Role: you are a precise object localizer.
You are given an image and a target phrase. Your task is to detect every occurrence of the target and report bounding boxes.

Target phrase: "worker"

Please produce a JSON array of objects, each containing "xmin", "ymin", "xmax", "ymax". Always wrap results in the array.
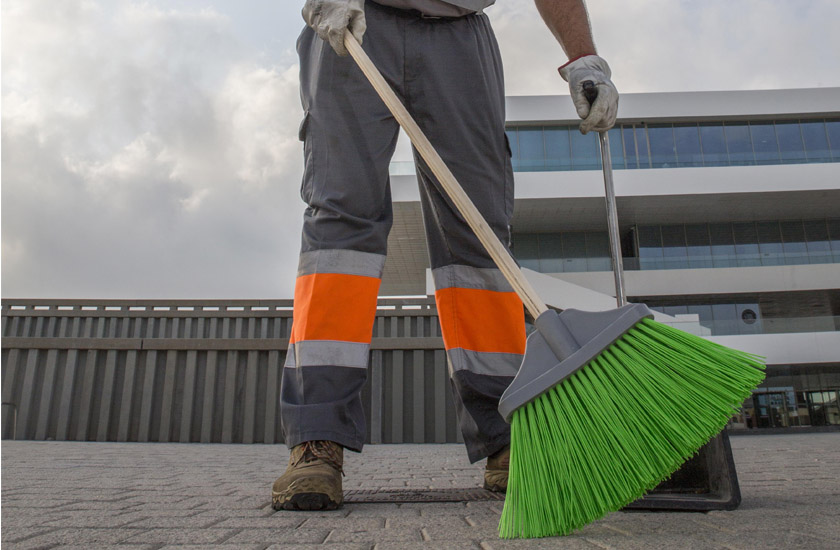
[{"xmin": 272, "ymin": 0, "xmax": 618, "ymax": 511}]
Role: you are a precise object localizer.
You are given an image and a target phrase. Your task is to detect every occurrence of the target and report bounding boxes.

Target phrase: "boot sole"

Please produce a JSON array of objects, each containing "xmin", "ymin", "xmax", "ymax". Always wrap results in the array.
[
  {"xmin": 271, "ymin": 470, "xmax": 343, "ymax": 512},
  {"xmin": 484, "ymin": 469, "xmax": 508, "ymax": 494},
  {"xmin": 273, "ymin": 492, "xmax": 342, "ymax": 511},
  {"xmin": 483, "ymin": 481, "xmax": 507, "ymax": 494}
]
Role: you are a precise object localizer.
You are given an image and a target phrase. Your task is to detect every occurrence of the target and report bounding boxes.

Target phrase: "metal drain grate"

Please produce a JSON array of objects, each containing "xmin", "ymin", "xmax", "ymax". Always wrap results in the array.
[{"xmin": 344, "ymin": 488, "xmax": 505, "ymax": 503}]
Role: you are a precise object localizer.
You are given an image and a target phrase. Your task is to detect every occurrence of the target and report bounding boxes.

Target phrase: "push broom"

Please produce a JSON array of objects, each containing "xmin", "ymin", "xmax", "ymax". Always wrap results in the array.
[{"xmin": 344, "ymin": 35, "xmax": 765, "ymax": 539}]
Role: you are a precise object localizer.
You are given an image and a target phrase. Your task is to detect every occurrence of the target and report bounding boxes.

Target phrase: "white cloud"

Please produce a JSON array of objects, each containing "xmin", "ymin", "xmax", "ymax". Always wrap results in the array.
[
  {"xmin": 216, "ymin": 64, "xmax": 303, "ymax": 190},
  {"xmin": 2, "ymin": 0, "xmax": 305, "ymax": 298}
]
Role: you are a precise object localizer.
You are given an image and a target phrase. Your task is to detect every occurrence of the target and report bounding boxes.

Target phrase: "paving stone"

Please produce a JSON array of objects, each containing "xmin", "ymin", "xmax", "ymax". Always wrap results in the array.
[
  {"xmin": 2, "ymin": 499, "xmax": 81, "ymax": 508},
  {"xmin": 51, "ymin": 501, "xmax": 139, "ymax": 511},
  {"xmin": 119, "ymin": 496, "xmax": 194, "ymax": 506},
  {"xmin": 1, "ymin": 527, "xmax": 57, "ymax": 543},
  {"xmin": 269, "ymin": 508, "xmax": 351, "ymax": 519},
  {"xmin": 3, "ymin": 528, "xmax": 137, "ymax": 549},
  {"xmin": 580, "ymin": 513, "xmax": 702, "ymax": 536},
  {"xmin": 578, "ymin": 533, "xmax": 802, "ymax": 550},
  {"xmin": 120, "ymin": 528, "xmax": 238, "ymax": 545},
  {"xmin": 386, "ymin": 515, "xmax": 498, "ymax": 538},
  {"xmin": 480, "ymin": 537, "xmax": 601, "ymax": 549},
  {"xmin": 344, "ymin": 504, "xmax": 421, "ymax": 518},
  {"xmin": 465, "ymin": 501, "xmax": 505, "ymax": 515},
  {"xmin": 41, "ymin": 515, "xmax": 146, "ymax": 528},
  {"xmin": 117, "ymin": 508, "xmax": 204, "ymax": 518},
  {"xmin": 403, "ymin": 502, "xmax": 469, "ymax": 515},
  {"xmin": 376, "ymin": 543, "xmax": 483, "ymax": 550},
  {"xmin": 222, "ymin": 527, "xmax": 331, "ymax": 545},
  {"xmin": 2, "ymin": 516, "xmax": 65, "ymax": 530},
  {"xmin": 192, "ymin": 507, "xmax": 276, "ymax": 519},
  {"xmin": 695, "ymin": 512, "xmax": 840, "ymax": 538},
  {"xmin": 264, "ymin": 545, "xmax": 370, "ymax": 550},
  {"xmin": 300, "ymin": 517, "xmax": 385, "ymax": 530},
  {"xmin": 210, "ymin": 516, "xmax": 304, "ymax": 529},
  {"xmin": 325, "ymin": 526, "xmax": 423, "ymax": 544},
  {"xmin": 120, "ymin": 515, "xmax": 233, "ymax": 529},
  {"xmin": 422, "ymin": 523, "xmax": 499, "ymax": 542},
  {"xmin": 188, "ymin": 498, "xmax": 267, "ymax": 510}
]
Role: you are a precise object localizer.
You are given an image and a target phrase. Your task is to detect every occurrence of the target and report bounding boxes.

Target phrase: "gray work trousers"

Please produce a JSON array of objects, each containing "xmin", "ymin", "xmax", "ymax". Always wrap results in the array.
[{"xmin": 281, "ymin": 1, "xmax": 526, "ymax": 463}]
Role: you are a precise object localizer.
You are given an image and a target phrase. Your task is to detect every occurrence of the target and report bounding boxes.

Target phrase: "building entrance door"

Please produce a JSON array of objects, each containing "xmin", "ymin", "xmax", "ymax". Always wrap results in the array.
[
  {"xmin": 806, "ymin": 391, "xmax": 840, "ymax": 426},
  {"xmin": 753, "ymin": 392, "xmax": 794, "ymax": 428}
]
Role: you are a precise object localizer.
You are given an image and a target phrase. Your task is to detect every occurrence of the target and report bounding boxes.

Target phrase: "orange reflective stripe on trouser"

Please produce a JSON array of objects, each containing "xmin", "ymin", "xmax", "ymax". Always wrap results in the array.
[
  {"xmin": 435, "ymin": 286, "xmax": 526, "ymax": 355},
  {"xmin": 291, "ymin": 273, "xmax": 381, "ymax": 344}
]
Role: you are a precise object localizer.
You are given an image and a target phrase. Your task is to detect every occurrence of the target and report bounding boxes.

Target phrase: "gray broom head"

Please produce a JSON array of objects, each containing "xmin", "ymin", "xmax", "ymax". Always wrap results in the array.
[{"xmin": 499, "ymin": 304, "xmax": 654, "ymax": 422}]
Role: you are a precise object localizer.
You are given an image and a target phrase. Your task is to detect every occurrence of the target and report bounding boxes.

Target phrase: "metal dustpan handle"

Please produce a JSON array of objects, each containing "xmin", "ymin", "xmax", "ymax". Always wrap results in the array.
[{"xmin": 344, "ymin": 34, "xmax": 550, "ymax": 320}]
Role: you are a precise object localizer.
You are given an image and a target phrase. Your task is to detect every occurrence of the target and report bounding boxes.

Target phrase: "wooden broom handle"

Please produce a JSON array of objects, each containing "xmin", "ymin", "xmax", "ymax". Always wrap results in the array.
[{"xmin": 344, "ymin": 35, "xmax": 548, "ymax": 319}]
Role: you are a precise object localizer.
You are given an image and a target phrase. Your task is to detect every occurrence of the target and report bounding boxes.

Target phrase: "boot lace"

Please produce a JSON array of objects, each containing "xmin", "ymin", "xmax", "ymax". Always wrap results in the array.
[{"xmin": 292, "ymin": 440, "xmax": 344, "ymax": 475}]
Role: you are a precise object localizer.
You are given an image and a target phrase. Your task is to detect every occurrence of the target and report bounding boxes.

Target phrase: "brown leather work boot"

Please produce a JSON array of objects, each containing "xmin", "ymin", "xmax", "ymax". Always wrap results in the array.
[
  {"xmin": 483, "ymin": 445, "xmax": 510, "ymax": 493},
  {"xmin": 272, "ymin": 440, "xmax": 344, "ymax": 511}
]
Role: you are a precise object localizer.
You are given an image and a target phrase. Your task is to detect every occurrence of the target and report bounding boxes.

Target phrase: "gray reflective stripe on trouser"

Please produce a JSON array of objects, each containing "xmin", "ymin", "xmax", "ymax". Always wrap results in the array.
[
  {"xmin": 446, "ymin": 347, "xmax": 521, "ymax": 378},
  {"xmin": 297, "ymin": 249, "xmax": 386, "ymax": 278},
  {"xmin": 431, "ymin": 265, "xmax": 514, "ymax": 292},
  {"xmin": 285, "ymin": 341, "xmax": 370, "ymax": 369}
]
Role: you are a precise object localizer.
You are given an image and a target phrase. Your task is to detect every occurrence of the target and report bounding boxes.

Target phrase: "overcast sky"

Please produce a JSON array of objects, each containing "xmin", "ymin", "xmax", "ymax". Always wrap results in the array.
[{"xmin": 3, "ymin": 0, "xmax": 840, "ymax": 300}]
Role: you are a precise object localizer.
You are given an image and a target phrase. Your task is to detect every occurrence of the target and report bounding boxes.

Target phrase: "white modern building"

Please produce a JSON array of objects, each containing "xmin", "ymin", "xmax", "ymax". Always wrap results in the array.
[{"xmin": 380, "ymin": 88, "xmax": 840, "ymax": 431}]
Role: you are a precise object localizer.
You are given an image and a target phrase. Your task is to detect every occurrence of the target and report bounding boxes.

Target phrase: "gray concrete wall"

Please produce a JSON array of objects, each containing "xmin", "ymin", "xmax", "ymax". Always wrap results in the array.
[{"xmin": 1, "ymin": 299, "xmax": 462, "ymax": 445}]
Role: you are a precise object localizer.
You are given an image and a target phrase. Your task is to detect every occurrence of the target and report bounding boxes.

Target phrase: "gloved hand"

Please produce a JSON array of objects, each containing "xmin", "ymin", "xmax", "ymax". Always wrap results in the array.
[
  {"xmin": 302, "ymin": 0, "xmax": 366, "ymax": 57},
  {"xmin": 558, "ymin": 55, "xmax": 618, "ymax": 134}
]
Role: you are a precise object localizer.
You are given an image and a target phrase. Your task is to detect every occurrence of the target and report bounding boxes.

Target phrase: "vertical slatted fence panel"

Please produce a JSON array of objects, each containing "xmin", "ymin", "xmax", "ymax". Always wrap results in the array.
[
  {"xmin": 35, "ymin": 349, "xmax": 58, "ymax": 440},
  {"xmin": 2, "ymin": 348, "xmax": 21, "ymax": 439},
  {"xmin": 55, "ymin": 350, "xmax": 78, "ymax": 441},
  {"xmin": 180, "ymin": 350, "xmax": 198, "ymax": 443},
  {"xmin": 1, "ymin": 299, "xmax": 462, "ymax": 444},
  {"xmin": 264, "ymin": 350, "xmax": 280, "ymax": 445},
  {"xmin": 201, "ymin": 350, "xmax": 218, "ymax": 443}
]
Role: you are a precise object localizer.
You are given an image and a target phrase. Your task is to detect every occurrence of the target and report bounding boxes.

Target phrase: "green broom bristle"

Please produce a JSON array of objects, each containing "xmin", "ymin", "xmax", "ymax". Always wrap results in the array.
[{"xmin": 499, "ymin": 318, "xmax": 765, "ymax": 539}]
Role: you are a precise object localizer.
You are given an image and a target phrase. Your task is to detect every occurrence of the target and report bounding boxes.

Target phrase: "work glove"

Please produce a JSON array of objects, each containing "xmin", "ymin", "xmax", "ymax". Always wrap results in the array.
[
  {"xmin": 558, "ymin": 55, "xmax": 618, "ymax": 134},
  {"xmin": 302, "ymin": 0, "xmax": 366, "ymax": 57}
]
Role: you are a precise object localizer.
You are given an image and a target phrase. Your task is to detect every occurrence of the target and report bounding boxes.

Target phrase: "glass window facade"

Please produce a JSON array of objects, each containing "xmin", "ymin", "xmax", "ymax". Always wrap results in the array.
[
  {"xmin": 513, "ymin": 219, "xmax": 840, "ymax": 280},
  {"xmin": 634, "ymin": 219, "xmax": 840, "ymax": 270},
  {"xmin": 673, "ymin": 123, "xmax": 703, "ymax": 167},
  {"xmin": 512, "ymin": 232, "xmax": 611, "ymax": 273},
  {"xmin": 514, "ymin": 219, "xmax": 840, "ymax": 275},
  {"xmin": 644, "ymin": 294, "xmax": 840, "ymax": 337},
  {"xmin": 544, "ymin": 127, "xmax": 571, "ymax": 171},
  {"xmin": 505, "ymin": 118, "xmax": 840, "ymax": 172},
  {"xmin": 750, "ymin": 122, "xmax": 780, "ymax": 164}
]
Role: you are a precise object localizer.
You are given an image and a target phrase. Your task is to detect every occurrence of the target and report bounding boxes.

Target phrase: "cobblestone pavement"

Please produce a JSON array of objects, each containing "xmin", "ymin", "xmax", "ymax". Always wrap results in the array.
[{"xmin": 2, "ymin": 434, "xmax": 839, "ymax": 549}]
